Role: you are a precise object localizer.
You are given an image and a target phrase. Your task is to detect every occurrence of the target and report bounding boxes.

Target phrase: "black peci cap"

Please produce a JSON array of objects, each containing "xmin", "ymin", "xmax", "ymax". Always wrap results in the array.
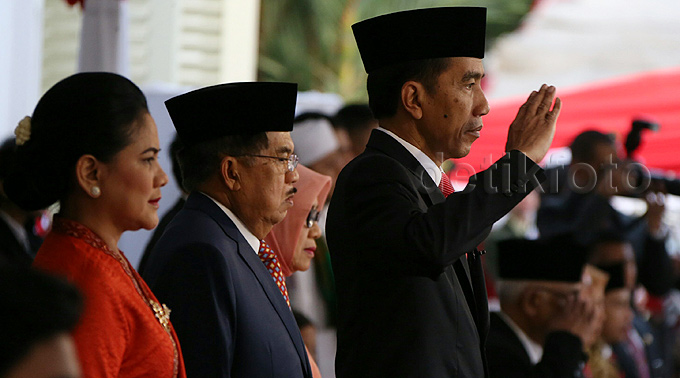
[
  {"xmin": 352, "ymin": 7, "xmax": 487, "ymax": 74},
  {"xmin": 498, "ymin": 236, "xmax": 588, "ymax": 283},
  {"xmin": 165, "ymin": 82, "xmax": 298, "ymax": 147}
]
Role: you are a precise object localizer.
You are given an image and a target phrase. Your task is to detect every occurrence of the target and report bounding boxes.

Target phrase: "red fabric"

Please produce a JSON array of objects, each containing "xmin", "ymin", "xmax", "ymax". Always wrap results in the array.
[
  {"xmin": 439, "ymin": 173, "xmax": 455, "ymax": 197},
  {"xmin": 64, "ymin": 0, "xmax": 85, "ymax": 9},
  {"xmin": 33, "ymin": 218, "xmax": 186, "ymax": 378},
  {"xmin": 450, "ymin": 67, "xmax": 680, "ymax": 180}
]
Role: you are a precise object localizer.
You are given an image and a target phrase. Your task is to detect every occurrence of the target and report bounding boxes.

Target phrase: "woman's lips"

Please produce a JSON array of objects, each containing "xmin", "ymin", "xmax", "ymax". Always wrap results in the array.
[
  {"xmin": 304, "ymin": 247, "xmax": 316, "ymax": 257},
  {"xmin": 149, "ymin": 197, "xmax": 161, "ymax": 208}
]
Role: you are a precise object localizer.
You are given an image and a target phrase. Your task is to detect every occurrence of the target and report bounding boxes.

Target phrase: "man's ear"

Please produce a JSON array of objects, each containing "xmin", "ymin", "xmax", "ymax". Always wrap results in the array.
[
  {"xmin": 521, "ymin": 289, "xmax": 542, "ymax": 318},
  {"xmin": 221, "ymin": 156, "xmax": 241, "ymax": 191},
  {"xmin": 75, "ymin": 155, "xmax": 101, "ymax": 198},
  {"xmin": 401, "ymin": 81, "xmax": 425, "ymax": 120}
]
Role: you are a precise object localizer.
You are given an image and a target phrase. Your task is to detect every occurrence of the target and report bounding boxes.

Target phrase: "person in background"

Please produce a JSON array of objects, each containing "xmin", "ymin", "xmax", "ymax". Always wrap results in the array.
[
  {"xmin": 0, "ymin": 138, "xmax": 45, "ymax": 267},
  {"xmin": 583, "ymin": 265, "xmax": 618, "ymax": 378},
  {"xmin": 290, "ymin": 111, "xmax": 349, "ymax": 330},
  {"xmin": 4, "ymin": 72, "xmax": 185, "ymax": 378},
  {"xmin": 488, "ymin": 237, "xmax": 593, "ymax": 378},
  {"xmin": 332, "ymin": 103, "xmax": 378, "ymax": 160},
  {"xmin": 0, "ymin": 265, "xmax": 83, "ymax": 378},
  {"xmin": 265, "ymin": 164, "xmax": 332, "ymax": 378},
  {"xmin": 590, "ymin": 234, "xmax": 667, "ymax": 378},
  {"xmin": 293, "ymin": 310, "xmax": 319, "ymax": 363},
  {"xmin": 142, "ymin": 82, "xmax": 312, "ymax": 378},
  {"xmin": 138, "ymin": 134, "xmax": 186, "ymax": 275},
  {"xmin": 291, "ymin": 112, "xmax": 349, "ymax": 202},
  {"xmin": 596, "ymin": 263, "xmax": 636, "ymax": 377},
  {"xmin": 327, "ymin": 6, "xmax": 560, "ymax": 377}
]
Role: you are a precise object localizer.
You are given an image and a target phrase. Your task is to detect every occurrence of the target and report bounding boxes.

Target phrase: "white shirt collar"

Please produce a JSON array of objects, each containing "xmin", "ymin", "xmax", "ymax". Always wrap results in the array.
[
  {"xmin": 201, "ymin": 192, "xmax": 261, "ymax": 255},
  {"xmin": 497, "ymin": 311, "xmax": 544, "ymax": 364},
  {"xmin": 377, "ymin": 127, "xmax": 442, "ymax": 186}
]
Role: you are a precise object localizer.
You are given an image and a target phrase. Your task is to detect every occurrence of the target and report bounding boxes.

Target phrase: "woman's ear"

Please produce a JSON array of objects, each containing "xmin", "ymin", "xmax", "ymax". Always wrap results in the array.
[
  {"xmin": 221, "ymin": 156, "xmax": 241, "ymax": 191},
  {"xmin": 401, "ymin": 81, "xmax": 425, "ymax": 120},
  {"xmin": 75, "ymin": 155, "xmax": 101, "ymax": 198}
]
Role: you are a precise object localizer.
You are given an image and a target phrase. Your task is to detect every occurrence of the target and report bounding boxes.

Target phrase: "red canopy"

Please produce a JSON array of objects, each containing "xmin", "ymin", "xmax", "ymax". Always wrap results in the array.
[{"xmin": 450, "ymin": 67, "xmax": 680, "ymax": 180}]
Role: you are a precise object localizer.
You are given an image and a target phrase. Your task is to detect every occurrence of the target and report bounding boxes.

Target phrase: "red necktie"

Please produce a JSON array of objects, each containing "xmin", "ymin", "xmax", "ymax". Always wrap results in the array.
[
  {"xmin": 439, "ymin": 172, "xmax": 455, "ymax": 198},
  {"xmin": 258, "ymin": 241, "xmax": 290, "ymax": 308}
]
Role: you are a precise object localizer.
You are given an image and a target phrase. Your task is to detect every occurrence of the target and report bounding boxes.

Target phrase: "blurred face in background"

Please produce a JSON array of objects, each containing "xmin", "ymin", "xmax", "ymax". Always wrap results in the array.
[
  {"xmin": 601, "ymin": 287, "xmax": 633, "ymax": 344},
  {"xmin": 580, "ymin": 265, "xmax": 608, "ymax": 348}
]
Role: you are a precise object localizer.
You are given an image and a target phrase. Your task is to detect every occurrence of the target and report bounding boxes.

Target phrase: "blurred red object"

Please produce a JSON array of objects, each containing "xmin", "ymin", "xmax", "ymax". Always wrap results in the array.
[{"xmin": 65, "ymin": 0, "xmax": 85, "ymax": 9}]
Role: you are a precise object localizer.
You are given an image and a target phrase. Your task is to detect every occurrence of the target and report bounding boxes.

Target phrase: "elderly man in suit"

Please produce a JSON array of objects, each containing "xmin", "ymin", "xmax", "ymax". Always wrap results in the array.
[
  {"xmin": 142, "ymin": 82, "xmax": 312, "ymax": 378},
  {"xmin": 326, "ymin": 7, "xmax": 561, "ymax": 378},
  {"xmin": 488, "ymin": 238, "xmax": 593, "ymax": 378}
]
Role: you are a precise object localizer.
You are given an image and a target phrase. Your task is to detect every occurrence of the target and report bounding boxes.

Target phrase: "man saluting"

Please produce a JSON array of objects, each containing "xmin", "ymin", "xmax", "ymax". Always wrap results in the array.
[{"xmin": 326, "ymin": 7, "xmax": 561, "ymax": 378}]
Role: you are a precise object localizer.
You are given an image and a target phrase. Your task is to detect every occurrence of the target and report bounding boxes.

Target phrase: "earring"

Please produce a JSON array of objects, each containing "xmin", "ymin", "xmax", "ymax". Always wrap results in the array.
[{"xmin": 90, "ymin": 186, "xmax": 101, "ymax": 197}]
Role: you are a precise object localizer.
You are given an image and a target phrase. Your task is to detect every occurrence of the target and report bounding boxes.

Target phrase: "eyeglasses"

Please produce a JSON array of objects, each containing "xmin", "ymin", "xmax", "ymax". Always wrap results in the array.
[
  {"xmin": 244, "ymin": 154, "xmax": 299, "ymax": 172},
  {"xmin": 306, "ymin": 207, "xmax": 320, "ymax": 228}
]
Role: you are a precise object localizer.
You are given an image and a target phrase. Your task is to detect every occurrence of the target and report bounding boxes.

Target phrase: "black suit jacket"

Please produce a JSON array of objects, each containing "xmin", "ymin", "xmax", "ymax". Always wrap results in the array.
[
  {"xmin": 487, "ymin": 312, "xmax": 586, "ymax": 378},
  {"xmin": 611, "ymin": 313, "xmax": 666, "ymax": 378},
  {"xmin": 0, "ymin": 215, "xmax": 40, "ymax": 267},
  {"xmin": 137, "ymin": 197, "xmax": 185, "ymax": 275},
  {"xmin": 142, "ymin": 193, "xmax": 312, "ymax": 378},
  {"xmin": 326, "ymin": 130, "xmax": 546, "ymax": 378}
]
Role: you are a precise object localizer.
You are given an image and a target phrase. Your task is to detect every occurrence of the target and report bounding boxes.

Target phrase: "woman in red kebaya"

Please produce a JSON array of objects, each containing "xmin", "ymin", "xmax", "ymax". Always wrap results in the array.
[{"xmin": 5, "ymin": 72, "xmax": 186, "ymax": 378}]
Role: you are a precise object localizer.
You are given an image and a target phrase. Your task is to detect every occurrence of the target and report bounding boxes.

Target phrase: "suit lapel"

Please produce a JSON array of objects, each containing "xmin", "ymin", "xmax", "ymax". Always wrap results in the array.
[
  {"xmin": 366, "ymin": 130, "xmax": 480, "ymax": 328},
  {"xmin": 187, "ymin": 193, "xmax": 311, "ymax": 377}
]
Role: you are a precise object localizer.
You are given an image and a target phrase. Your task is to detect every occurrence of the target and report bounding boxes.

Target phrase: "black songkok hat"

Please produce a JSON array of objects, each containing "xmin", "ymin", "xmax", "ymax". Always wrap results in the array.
[
  {"xmin": 596, "ymin": 263, "xmax": 627, "ymax": 292},
  {"xmin": 498, "ymin": 237, "xmax": 588, "ymax": 283},
  {"xmin": 352, "ymin": 7, "xmax": 487, "ymax": 74},
  {"xmin": 165, "ymin": 82, "xmax": 298, "ymax": 147}
]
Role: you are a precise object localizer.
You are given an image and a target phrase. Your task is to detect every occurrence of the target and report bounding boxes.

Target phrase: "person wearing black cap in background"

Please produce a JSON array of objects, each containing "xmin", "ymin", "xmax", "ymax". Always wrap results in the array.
[
  {"xmin": 488, "ymin": 238, "xmax": 593, "ymax": 378},
  {"xmin": 142, "ymin": 82, "xmax": 313, "ymax": 378},
  {"xmin": 326, "ymin": 6, "xmax": 561, "ymax": 378}
]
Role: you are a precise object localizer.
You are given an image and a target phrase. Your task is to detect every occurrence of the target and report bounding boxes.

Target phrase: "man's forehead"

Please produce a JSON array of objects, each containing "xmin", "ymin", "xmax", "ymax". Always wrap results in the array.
[{"xmin": 265, "ymin": 131, "xmax": 294, "ymax": 153}]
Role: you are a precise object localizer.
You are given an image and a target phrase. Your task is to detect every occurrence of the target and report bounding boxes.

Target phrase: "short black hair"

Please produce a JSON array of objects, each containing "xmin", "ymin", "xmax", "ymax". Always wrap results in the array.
[
  {"xmin": 168, "ymin": 135, "xmax": 185, "ymax": 193},
  {"xmin": 178, "ymin": 133, "xmax": 268, "ymax": 192},
  {"xmin": 292, "ymin": 309, "xmax": 314, "ymax": 329},
  {"xmin": 366, "ymin": 58, "xmax": 451, "ymax": 119},
  {"xmin": 569, "ymin": 130, "xmax": 616, "ymax": 164},
  {"xmin": 0, "ymin": 266, "xmax": 83, "ymax": 376},
  {"xmin": 333, "ymin": 104, "xmax": 375, "ymax": 131}
]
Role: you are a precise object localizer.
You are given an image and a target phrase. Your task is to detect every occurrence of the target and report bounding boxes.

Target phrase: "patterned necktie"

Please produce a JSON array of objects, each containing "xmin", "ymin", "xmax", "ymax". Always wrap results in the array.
[
  {"xmin": 439, "ymin": 172, "xmax": 455, "ymax": 197},
  {"xmin": 258, "ymin": 241, "xmax": 290, "ymax": 308}
]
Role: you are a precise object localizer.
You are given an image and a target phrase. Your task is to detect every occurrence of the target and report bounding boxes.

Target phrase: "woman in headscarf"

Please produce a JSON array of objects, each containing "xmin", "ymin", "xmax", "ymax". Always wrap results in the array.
[{"xmin": 264, "ymin": 164, "xmax": 331, "ymax": 378}]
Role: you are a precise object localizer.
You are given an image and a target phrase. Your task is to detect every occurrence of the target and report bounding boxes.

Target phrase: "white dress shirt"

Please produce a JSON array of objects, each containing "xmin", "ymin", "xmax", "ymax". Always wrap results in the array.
[
  {"xmin": 202, "ymin": 192, "xmax": 261, "ymax": 255},
  {"xmin": 497, "ymin": 311, "xmax": 544, "ymax": 364},
  {"xmin": 377, "ymin": 127, "xmax": 443, "ymax": 186}
]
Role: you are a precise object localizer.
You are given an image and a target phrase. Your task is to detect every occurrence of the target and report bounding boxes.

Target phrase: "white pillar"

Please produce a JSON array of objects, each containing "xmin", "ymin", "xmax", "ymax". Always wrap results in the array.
[
  {"xmin": 0, "ymin": 0, "xmax": 44, "ymax": 139},
  {"xmin": 219, "ymin": 0, "xmax": 260, "ymax": 82}
]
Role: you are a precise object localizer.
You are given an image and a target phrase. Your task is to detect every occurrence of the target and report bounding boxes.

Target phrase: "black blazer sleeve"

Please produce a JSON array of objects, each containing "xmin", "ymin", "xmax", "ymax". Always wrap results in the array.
[
  {"xmin": 149, "ymin": 242, "xmax": 236, "ymax": 378},
  {"xmin": 330, "ymin": 149, "xmax": 545, "ymax": 273}
]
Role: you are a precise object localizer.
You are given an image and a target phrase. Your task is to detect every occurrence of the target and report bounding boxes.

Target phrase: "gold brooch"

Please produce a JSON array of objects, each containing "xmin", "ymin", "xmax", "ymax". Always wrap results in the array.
[{"xmin": 151, "ymin": 300, "xmax": 172, "ymax": 332}]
